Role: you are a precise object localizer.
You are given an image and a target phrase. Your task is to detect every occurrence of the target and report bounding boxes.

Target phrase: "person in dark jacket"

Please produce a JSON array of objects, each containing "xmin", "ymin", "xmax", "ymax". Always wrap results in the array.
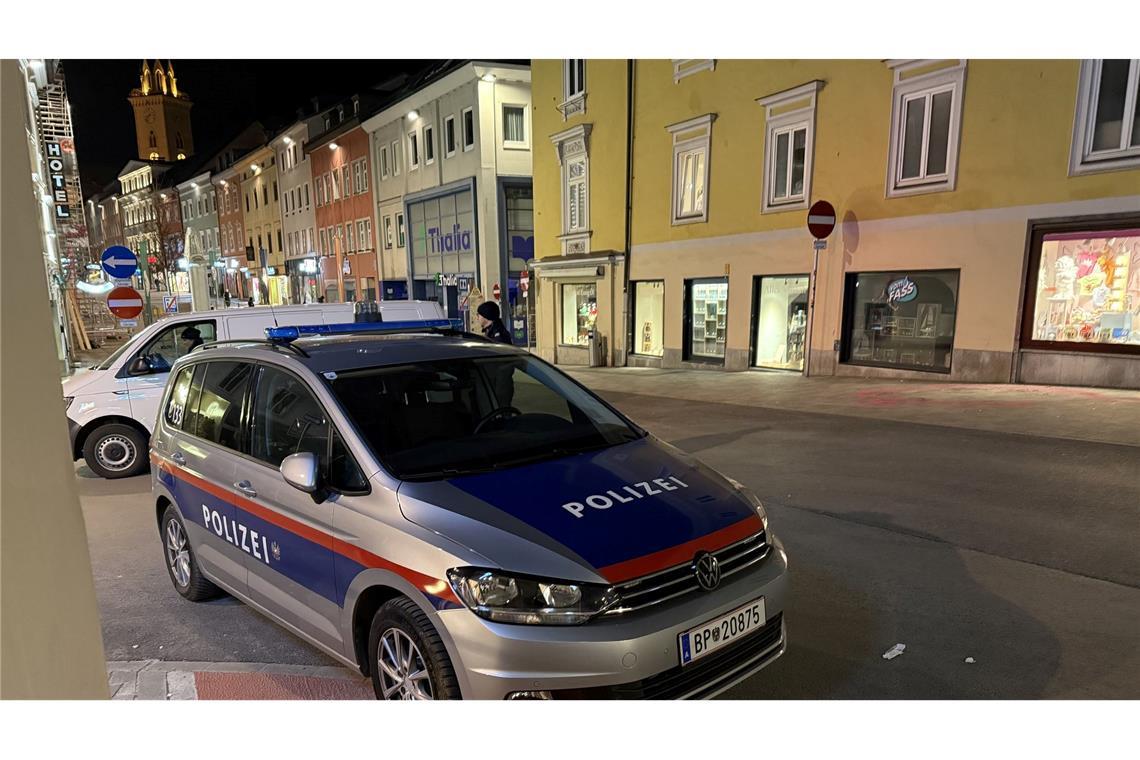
[
  {"xmin": 476, "ymin": 300, "xmax": 512, "ymax": 345},
  {"xmin": 180, "ymin": 326, "xmax": 204, "ymax": 354}
]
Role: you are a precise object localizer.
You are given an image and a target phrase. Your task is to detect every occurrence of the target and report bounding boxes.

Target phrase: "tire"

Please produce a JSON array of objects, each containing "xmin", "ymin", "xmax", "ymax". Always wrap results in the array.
[
  {"xmin": 160, "ymin": 505, "xmax": 221, "ymax": 602},
  {"xmin": 82, "ymin": 423, "xmax": 148, "ymax": 479},
  {"xmin": 368, "ymin": 597, "xmax": 461, "ymax": 700}
]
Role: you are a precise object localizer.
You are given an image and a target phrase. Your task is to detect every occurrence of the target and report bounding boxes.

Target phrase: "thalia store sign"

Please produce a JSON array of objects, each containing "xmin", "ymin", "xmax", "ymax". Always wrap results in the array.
[
  {"xmin": 427, "ymin": 223, "xmax": 473, "ymax": 254},
  {"xmin": 44, "ymin": 141, "xmax": 70, "ymax": 219}
]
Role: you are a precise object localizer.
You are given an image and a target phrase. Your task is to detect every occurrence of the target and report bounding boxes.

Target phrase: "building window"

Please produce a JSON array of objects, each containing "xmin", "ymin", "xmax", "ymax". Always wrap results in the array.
[
  {"xmin": 561, "ymin": 283, "xmax": 597, "ymax": 346},
  {"xmin": 551, "ymin": 124, "xmax": 591, "ymax": 254},
  {"xmin": 364, "ymin": 218, "xmax": 372, "ymax": 249},
  {"xmin": 841, "ymin": 269, "xmax": 960, "ymax": 373},
  {"xmin": 346, "ymin": 222, "xmax": 355, "ymax": 252},
  {"xmin": 304, "ymin": 183, "xmax": 310, "ymax": 207},
  {"xmin": 262, "ymin": 185, "xmax": 268, "ymax": 206},
  {"xmin": 752, "ymin": 275, "xmax": 809, "ymax": 371},
  {"xmin": 148, "ymin": 131, "xmax": 157, "ymax": 148},
  {"xmin": 503, "ymin": 105, "xmax": 528, "ymax": 149},
  {"xmin": 1024, "ymin": 223, "xmax": 1140, "ymax": 350},
  {"xmin": 409, "ymin": 131, "xmax": 419, "ymax": 169},
  {"xmin": 342, "ymin": 165, "xmax": 351, "ymax": 197},
  {"xmin": 396, "ymin": 212, "xmax": 405, "ymax": 248},
  {"xmin": 885, "ymin": 60, "xmax": 966, "ymax": 197},
  {"xmin": 462, "ymin": 108, "xmax": 475, "ymax": 151},
  {"xmin": 149, "ymin": 151, "xmax": 160, "ymax": 160},
  {"xmin": 272, "ymin": 181, "xmax": 278, "ymax": 202},
  {"xmin": 358, "ymin": 159, "xmax": 369, "ymax": 193},
  {"xmin": 384, "ymin": 216, "xmax": 394, "ymax": 249},
  {"xmin": 673, "ymin": 60, "xmax": 716, "ymax": 83},
  {"xmin": 319, "ymin": 228, "xmax": 328, "ymax": 255},
  {"xmin": 1070, "ymin": 59, "xmax": 1140, "ymax": 175},
  {"xmin": 444, "ymin": 115, "xmax": 456, "ymax": 157},
  {"xmin": 245, "ymin": 194, "xmax": 250, "ymax": 213},
  {"xmin": 758, "ymin": 81, "xmax": 822, "ymax": 214},
  {"xmin": 380, "ymin": 145, "xmax": 390, "ymax": 179},
  {"xmin": 277, "ymin": 228, "xmax": 283, "ymax": 252},
  {"xmin": 424, "ymin": 125, "xmax": 435, "ymax": 164},
  {"xmin": 356, "ymin": 220, "xmax": 368, "ymax": 250},
  {"xmin": 632, "ymin": 281, "xmax": 665, "ymax": 357},
  {"xmin": 329, "ymin": 171, "xmax": 339, "ymax": 200},
  {"xmin": 684, "ymin": 279, "xmax": 728, "ymax": 362},
  {"xmin": 391, "ymin": 140, "xmax": 401, "ymax": 174},
  {"xmin": 559, "ymin": 59, "xmax": 587, "ymax": 119},
  {"xmin": 668, "ymin": 114, "xmax": 714, "ymax": 225}
]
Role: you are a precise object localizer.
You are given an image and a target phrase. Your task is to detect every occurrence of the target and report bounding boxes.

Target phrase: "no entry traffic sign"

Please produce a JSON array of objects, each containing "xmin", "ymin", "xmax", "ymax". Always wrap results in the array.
[
  {"xmin": 492, "ymin": 283, "xmax": 501, "ymax": 301},
  {"xmin": 807, "ymin": 200, "xmax": 836, "ymax": 240},
  {"xmin": 101, "ymin": 245, "xmax": 138, "ymax": 280},
  {"xmin": 107, "ymin": 286, "xmax": 144, "ymax": 320}
]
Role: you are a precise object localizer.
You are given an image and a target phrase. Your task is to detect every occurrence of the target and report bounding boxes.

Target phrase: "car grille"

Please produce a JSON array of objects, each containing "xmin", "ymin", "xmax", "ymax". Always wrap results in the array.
[
  {"xmin": 554, "ymin": 612, "xmax": 784, "ymax": 700},
  {"xmin": 604, "ymin": 530, "xmax": 770, "ymax": 616}
]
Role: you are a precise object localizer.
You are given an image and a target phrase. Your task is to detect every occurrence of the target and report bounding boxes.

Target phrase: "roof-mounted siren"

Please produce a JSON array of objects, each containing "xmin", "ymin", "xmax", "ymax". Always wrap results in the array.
[{"xmin": 265, "ymin": 320, "xmax": 456, "ymax": 343}]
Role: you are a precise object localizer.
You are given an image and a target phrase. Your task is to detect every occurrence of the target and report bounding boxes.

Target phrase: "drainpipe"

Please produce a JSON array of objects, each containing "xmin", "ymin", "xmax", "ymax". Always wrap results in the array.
[{"xmin": 621, "ymin": 59, "xmax": 636, "ymax": 367}]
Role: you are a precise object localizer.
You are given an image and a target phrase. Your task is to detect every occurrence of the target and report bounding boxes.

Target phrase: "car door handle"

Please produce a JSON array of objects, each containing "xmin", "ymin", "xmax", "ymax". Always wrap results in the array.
[
  {"xmin": 171, "ymin": 452, "xmax": 186, "ymax": 466},
  {"xmin": 234, "ymin": 480, "xmax": 257, "ymax": 498}
]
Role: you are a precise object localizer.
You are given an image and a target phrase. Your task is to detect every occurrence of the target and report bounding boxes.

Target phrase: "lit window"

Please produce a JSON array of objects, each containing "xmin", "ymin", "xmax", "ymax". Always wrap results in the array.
[
  {"xmin": 559, "ymin": 60, "xmax": 587, "ymax": 119},
  {"xmin": 1070, "ymin": 59, "xmax": 1140, "ymax": 175},
  {"xmin": 503, "ymin": 105, "xmax": 527, "ymax": 149}
]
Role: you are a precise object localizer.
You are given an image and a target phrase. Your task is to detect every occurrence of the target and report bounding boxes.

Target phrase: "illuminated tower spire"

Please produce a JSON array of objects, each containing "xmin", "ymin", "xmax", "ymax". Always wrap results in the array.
[
  {"xmin": 167, "ymin": 60, "xmax": 179, "ymax": 98},
  {"xmin": 140, "ymin": 60, "xmax": 151, "ymax": 95}
]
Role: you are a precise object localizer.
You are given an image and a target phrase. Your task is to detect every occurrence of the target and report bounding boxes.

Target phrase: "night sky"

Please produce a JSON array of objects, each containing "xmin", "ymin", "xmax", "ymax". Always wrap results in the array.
[{"xmin": 65, "ymin": 59, "xmax": 444, "ymax": 195}]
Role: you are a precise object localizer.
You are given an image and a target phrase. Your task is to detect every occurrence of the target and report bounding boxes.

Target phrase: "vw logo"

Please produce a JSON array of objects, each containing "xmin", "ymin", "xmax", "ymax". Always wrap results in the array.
[{"xmin": 692, "ymin": 551, "xmax": 721, "ymax": 591}]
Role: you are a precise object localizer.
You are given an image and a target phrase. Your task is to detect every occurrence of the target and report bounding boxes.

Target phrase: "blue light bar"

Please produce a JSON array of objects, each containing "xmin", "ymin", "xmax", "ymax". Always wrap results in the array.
[{"xmin": 265, "ymin": 319, "xmax": 456, "ymax": 342}]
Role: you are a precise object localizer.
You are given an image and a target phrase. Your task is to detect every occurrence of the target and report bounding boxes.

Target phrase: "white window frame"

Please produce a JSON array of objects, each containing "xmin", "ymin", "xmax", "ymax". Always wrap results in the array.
[
  {"xmin": 885, "ymin": 60, "xmax": 967, "ymax": 198},
  {"xmin": 390, "ymin": 140, "xmax": 401, "ymax": 175},
  {"xmin": 384, "ymin": 215, "xmax": 394, "ymax": 250},
  {"xmin": 673, "ymin": 59, "xmax": 716, "ymax": 83},
  {"xmin": 1069, "ymin": 59, "xmax": 1140, "ymax": 176},
  {"xmin": 380, "ymin": 144, "xmax": 390, "ymax": 179},
  {"xmin": 396, "ymin": 212, "xmax": 405, "ymax": 248},
  {"xmin": 551, "ymin": 123, "xmax": 592, "ymax": 255},
  {"xmin": 424, "ymin": 125, "xmax": 435, "ymax": 165},
  {"xmin": 757, "ymin": 80, "xmax": 822, "ymax": 214},
  {"xmin": 461, "ymin": 108, "xmax": 475, "ymax": 151},
  {"xmin": 444, "ymin": 114, "xmax": 456, "ymax": 158},
  {"xmin": 502, "ymin": 104, "xmax": 529, "ymax": 150},
  {"xmin": 356, "ymin": 220, "xmax": 367, "ymax": 251},
  {"xmin": 667, "ymin": 113, "xmax": 715, "ymax": 225},
  {"xmin": 559, "ymin": 59, "xmax": 587, "ymax": 120},
  {"xmin": 409, "ymin": 131, "xmax": 420, "ymax": 170}
]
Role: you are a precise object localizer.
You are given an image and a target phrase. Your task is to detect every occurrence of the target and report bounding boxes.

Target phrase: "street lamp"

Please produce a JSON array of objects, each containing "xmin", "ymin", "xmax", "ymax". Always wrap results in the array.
[{"xmin": 407, "ymin": 110, "xmax": 418, "ymax": 121}]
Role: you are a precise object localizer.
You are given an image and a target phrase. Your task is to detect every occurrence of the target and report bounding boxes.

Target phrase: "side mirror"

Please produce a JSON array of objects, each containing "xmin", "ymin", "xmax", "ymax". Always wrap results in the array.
[
  {"xmin": 280, "ymin": 452, "xmax": 319, "ymax": 493},
  {"xmin": 128, "ymin": 356, "xmax": 151, "ymax": 376}
]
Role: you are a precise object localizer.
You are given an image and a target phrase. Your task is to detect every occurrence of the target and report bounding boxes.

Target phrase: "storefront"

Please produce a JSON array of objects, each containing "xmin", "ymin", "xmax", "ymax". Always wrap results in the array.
[
  {"xmin": 840, "ymin": 269, "xmax": 960, "ymax": 373},
  {"xmin": 501, "ymin": 183, "xmax": 534, "ymax": 348},
  {"xmin": 683, "ymin": 278, "xmax": 729, "ymax": 364},
  {"xmin": 631, "ymin": 280, "xmax": 665, "ymax": 358},
  {"xmin": 561, "ymin": 282, "xmax": 598, "ymax": 346},
  {"xmin": 286, "ymin": 257, "xmax": 321, "ymax": 304},
  {"xmin": 751, "ymin": 275, "xmax": 809, "ymax": 371},
  {"xmin": 1017, "ymin": 215, "xmax": 1140, "ymax": 388},
  {"xmin": 407, "ymin": 182, "xmax": 478, "ymax": 320}
]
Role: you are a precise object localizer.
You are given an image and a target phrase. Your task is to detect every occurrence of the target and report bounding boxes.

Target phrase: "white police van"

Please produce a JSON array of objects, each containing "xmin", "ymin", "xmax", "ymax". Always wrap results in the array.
[{"xmin": 62, "ymin": 301, "xmax": 445, "ymax": 478}]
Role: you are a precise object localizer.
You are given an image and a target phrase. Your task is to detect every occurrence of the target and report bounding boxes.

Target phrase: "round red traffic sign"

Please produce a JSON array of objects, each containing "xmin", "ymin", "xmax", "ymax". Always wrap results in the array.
[
  {"xmin": 520, "ymin": 269, "xmax": 529, "ymax": 284},
  {"xmin": 807, "ymin": 200, "xmax": 836, "ymax": 239},
  {"xmin": 107, "ymin": 286, "xmax": 144, "ymax": 319},
  {"xmin": 492, "ymin": 283, "xmax": 501, "ymax": 300}
]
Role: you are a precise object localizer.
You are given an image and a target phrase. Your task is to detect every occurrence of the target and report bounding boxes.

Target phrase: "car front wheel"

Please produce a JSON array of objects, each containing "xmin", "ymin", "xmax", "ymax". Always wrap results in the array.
[
  {"xmin": 82, "ymin": 422, "xmax": 148, "ymax": 479},
  {"xmin": 368, "ymin": 597, "xmax": 461, "ymax": 700}
]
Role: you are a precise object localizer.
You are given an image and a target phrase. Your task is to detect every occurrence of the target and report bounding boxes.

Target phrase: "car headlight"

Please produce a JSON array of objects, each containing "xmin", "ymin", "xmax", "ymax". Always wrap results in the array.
[
  {"xmin": 447, "ymin": 567, "xmax": 619, "ymax": 625},
  {"xmin": 727, "ymin": 477, "xmax": 768, "ymax": 533},
  {"xmin": 64, "ymin": 396, "xmax": 74, "ymax": 410}
]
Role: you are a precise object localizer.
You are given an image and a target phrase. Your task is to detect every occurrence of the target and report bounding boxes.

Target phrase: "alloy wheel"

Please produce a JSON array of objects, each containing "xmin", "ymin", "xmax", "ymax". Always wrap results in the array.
[
  {"xmin": 166, "ymin": 519, "xmax": 191, "ymax": 588},
  {"xmin": 377, "ymin": 628, "xmax": 434, "ymax": 700}
]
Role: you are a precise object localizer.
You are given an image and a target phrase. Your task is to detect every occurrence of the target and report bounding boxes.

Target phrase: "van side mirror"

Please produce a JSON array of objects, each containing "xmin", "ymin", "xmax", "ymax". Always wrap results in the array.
[
  {"xmin": 280, "ymin": 452, "xmax": 319, "ymax": 493},
  {"xmin": 128, "ymin": 356, "xmax": 152, "ymax": 376}
]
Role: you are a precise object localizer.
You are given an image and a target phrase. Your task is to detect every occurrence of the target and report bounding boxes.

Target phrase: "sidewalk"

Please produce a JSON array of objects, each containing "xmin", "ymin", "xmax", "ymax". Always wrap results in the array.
[
  {"xmin": 107, "ymin": 660, "xmax": 372, "ymax": 700},
  {"xmin": 565, "ymin": 367, "xmax": 1140, "ymax": 447}
]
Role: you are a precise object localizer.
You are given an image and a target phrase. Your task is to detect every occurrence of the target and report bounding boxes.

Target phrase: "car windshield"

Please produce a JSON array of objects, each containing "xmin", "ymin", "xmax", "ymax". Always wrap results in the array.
[{"xmin": 326, "ymin": 355, "xmax": 644, "ymax": 481}]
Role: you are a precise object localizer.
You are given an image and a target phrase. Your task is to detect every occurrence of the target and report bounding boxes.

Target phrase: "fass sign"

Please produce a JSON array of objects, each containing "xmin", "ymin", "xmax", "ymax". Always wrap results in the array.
[
  {"xmin": 45, "ymin": 142, "xmax": 70, "ymax": 219},
  {"xmin": 886, "ymin": 276, "xmax": 918, "ymax": 306}
]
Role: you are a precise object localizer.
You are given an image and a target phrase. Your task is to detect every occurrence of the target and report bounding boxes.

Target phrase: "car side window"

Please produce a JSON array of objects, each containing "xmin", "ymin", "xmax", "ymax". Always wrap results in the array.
[
  {"xmin": 194, "ymin": 361, "xmax": 254, "ymax": 450},
  {"xmin": 329, "ymin": 429, "xmax": 368, "ymax": 493},
  {"xmin": 139, "ymin": 320, "xmax": 218, "ymax": 371},
  {"xmin": 249, "ymin": 366, "xmax": 330, "ymax": 469},
  {"xmin": 164, "ymin": 366, "xmax": 195, "ymax": 429}
]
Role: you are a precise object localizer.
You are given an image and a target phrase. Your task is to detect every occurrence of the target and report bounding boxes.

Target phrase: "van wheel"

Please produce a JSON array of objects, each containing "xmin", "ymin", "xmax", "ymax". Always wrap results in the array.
[
  {"xmin": 161, "ymin": 505, "xmax": 221, "ymax": 601},
  {"xmin": 368, "ymin": 598, "xmax": 461, "ymax": 700},
  {"xmin": 83, "ymin": 423, "xmax": 148, "ymax": 479}
]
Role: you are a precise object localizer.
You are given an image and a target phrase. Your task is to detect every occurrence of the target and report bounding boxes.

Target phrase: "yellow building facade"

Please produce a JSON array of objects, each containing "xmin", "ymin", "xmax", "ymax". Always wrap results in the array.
[
  {"xmin": 532, "ymin": 59, "xmax": 1140, "ymax": 388},
  {"xmin": 238, "ymin": 144, "xmax": 288, "ymax": 304}
]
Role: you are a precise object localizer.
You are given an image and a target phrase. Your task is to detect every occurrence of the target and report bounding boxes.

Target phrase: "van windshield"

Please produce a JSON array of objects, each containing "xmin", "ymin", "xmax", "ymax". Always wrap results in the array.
[
  {"xmin": 96, "ymin": 334, "xmax": 142, "ymax": 370},
  {"xmin": 326, "ymin": 356, "xmax": 644, "ymax": 481}
]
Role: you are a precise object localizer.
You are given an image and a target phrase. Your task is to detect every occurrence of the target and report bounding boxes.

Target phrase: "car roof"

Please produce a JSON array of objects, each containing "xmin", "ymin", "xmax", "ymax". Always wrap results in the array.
[{"xmin": 189, "ymin": 332, "xmax": 527, "ymax": 374}]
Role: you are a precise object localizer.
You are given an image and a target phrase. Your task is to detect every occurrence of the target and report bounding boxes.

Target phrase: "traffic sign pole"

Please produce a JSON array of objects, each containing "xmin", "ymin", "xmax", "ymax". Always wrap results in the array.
[{"xmin": 804, "ymin": 201, "xmax": 837, "ymax": 379}]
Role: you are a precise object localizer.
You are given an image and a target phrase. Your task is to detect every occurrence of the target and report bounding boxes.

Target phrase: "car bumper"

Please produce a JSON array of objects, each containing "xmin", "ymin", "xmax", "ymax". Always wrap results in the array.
[{"xmin": 436, "ymin": 535, "xmax": 789, "ymax": 699}]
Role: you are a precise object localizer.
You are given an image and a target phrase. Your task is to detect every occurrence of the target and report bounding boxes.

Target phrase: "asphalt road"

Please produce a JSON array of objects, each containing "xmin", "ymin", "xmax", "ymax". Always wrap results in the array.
[{"xmin": 79, "ymin": 390, "xmax": 1140, "ymax": 698}]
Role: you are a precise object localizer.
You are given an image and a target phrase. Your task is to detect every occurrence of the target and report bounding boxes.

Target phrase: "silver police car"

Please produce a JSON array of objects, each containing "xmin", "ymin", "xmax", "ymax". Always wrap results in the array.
[{"xmin": 151, "ymin": 321, "xmax": 788, "ymax": 699}]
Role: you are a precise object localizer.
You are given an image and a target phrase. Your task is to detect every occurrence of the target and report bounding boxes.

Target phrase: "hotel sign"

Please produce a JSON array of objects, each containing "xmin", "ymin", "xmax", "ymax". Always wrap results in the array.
[{"xmin": 45, "ymin": 141, "xmax": 70, "ymax": 219}]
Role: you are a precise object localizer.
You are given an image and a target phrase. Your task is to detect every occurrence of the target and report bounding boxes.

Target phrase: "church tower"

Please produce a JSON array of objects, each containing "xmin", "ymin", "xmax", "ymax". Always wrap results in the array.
[{"xmin": 128, "ymin": 60, "xmax": 194, "ymax": 161}]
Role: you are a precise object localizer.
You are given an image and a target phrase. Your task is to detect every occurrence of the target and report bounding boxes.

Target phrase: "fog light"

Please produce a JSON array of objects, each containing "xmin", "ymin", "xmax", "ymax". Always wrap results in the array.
[{"xmin": 506, "ymin": 690, "xmax": 553, "ymax": 700}]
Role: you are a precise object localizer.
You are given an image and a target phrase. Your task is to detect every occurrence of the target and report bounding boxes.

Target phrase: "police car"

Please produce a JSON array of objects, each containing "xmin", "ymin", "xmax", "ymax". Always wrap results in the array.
[{"xmin": 151, "ymin": 320, "xmax": 789, "ymax": 699}]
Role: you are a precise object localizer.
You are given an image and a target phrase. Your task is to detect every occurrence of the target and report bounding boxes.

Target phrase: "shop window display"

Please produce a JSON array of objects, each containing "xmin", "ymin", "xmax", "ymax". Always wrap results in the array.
[
  {"xmin": 753, "ymin": 275, "xmax": 809, "ymax": 371},
  {"xmin": 633, "ymin": 281, "xmax": 665, "ymax": 357},
  {"xmin": 843, "ymin": 270, "xmax": 959, "ymax": 373},
  {"xmin": 686, "ymin": 279, "xmax": 728, "ymax": 360},
  {"xmin": 561, "ymin": 283, "xmax": 597, "ymax": 346},
  {"xmin": 1030, "ymin": 230, "xmax": 1140, "ymax": 346}
]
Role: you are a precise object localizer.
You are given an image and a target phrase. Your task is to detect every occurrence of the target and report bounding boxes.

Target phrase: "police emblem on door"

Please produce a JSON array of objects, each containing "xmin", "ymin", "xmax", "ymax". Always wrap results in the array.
[
  {"xmin": 693, "ymin": 551, "xmax": 721, "ymax": 591},
  {"xmin": 271, "ymin": 541, "xmax": 281, "ymax": 561}
]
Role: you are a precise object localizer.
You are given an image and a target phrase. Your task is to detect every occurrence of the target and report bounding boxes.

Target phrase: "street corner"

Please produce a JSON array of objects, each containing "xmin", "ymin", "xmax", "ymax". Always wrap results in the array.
[{"xmin": 108, "ymin": 661, "xmax": 373, "ymax": 701}]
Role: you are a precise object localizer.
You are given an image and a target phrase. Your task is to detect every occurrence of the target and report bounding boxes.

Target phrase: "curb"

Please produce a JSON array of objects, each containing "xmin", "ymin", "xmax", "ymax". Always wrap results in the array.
[{"xmin": 107, "ymin": 660, "xmax": 371, "ymax": 700}]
